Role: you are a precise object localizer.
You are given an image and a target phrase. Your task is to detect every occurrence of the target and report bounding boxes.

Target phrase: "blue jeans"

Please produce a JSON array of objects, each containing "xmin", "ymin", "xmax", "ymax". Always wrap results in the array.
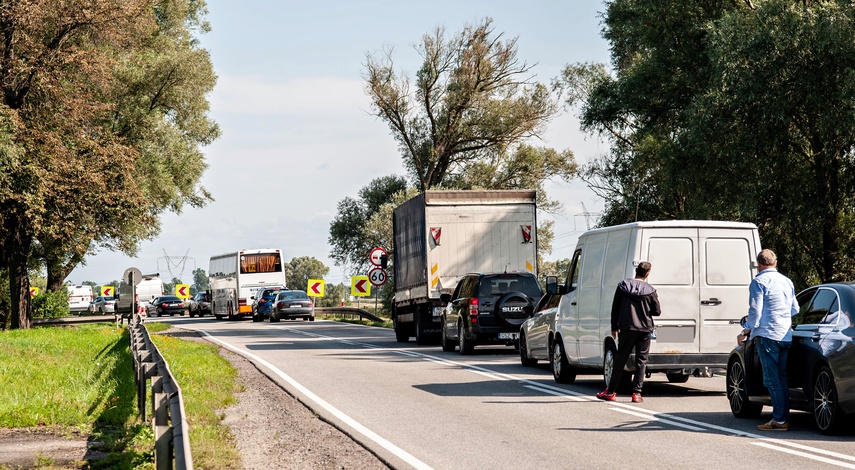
[{"xmin": 756, "ymin": 336, "xmax": 791, "ymax": 423}]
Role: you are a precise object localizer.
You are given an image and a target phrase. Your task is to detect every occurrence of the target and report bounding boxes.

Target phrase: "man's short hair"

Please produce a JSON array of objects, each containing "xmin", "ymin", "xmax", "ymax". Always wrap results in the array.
[
  {"xmin": 757, "ymin": 249, "xmax": 777, "ymax": 266},
  {"xmin": 635, "ymin": 261, "xmax": 652, "ymax": 278}
]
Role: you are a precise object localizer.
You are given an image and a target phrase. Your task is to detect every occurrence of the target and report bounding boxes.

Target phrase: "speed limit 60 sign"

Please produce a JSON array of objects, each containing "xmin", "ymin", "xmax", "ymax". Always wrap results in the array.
[{"xmin": 368, "ymin": 268, "xmax": 387, "ymax": 286}]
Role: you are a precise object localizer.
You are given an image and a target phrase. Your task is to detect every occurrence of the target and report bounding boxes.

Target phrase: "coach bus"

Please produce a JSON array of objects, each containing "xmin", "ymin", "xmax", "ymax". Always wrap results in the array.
[{"xmin": 209, "ymin": 248, "xmax": 287, "ymax": 320}]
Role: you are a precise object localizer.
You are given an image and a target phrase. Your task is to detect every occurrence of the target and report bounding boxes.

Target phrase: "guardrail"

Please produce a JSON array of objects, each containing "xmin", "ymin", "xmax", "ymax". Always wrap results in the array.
[
  {"xmin": 33, "ymin": 314, "xmax": 123, "ymax": 326},
  {"xmin": 314, "ymin": 307, "xmax": 385, "ymax": 323},
  {"xmin": 129, "ymin": 315, "xmax": 193, "ymax": 470}
]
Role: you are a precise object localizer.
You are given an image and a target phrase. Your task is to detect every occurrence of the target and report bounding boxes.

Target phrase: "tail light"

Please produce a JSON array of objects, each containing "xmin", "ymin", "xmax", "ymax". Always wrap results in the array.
[
  {"xmin": 469, "ymin": 298, "xmax": 479, "ymax": 323},
  {"xmin": 238, "ymin": 298, "xmax": 247, "ymax": 306},
  {"xmin": 277, "ymin": 302, "xmax": 285, "ymax": 308},
  {"xmin": 308, "ymin": 300, "xmax": 313, "ymax": 306}
]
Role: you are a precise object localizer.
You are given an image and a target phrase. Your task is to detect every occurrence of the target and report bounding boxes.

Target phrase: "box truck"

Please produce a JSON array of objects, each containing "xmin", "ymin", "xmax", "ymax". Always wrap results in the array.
[
  {"xmin": 547, "ymin": 220, "xmax": 761, "ymax": 386},
  {"xmin": 392, "ymin": 190, "xmax": 538, "ymax": 344}
]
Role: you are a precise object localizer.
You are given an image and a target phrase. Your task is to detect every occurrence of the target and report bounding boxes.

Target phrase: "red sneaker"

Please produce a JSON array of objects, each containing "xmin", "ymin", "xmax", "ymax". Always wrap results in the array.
[
  {"xmin": 631, "ymin": 393, "xmax": 643, "ymax": 403},
  {"xmin": 596, "ymin": 389, "xmax": 616, "ymax": 401}
]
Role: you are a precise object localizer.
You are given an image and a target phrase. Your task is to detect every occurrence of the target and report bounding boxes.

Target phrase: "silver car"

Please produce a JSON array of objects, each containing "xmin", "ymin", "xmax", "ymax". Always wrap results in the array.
[
  {"xmin": 519, "ymin": 292, "xmax": 560, "ymax": 368},
  {"xmin": 270, "ymin": 290, "xmax": 315, "ymax": 322},
  {"xmin": 88, "ymin": 296, "xmax": 116, "ymax": 314}
]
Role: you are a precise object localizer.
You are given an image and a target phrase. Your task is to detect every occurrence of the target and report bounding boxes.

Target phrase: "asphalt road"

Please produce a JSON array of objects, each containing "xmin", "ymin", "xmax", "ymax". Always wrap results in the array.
[{"xmin": 153, "ymin": 317, "xmax": 855, "ymax": 470}]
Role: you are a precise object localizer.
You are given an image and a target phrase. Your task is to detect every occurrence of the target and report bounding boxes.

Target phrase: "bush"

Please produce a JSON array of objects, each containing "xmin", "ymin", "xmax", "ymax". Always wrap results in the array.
[{"xmin": 32, "ymin": 289, "xmax": 70, "ymax": 319}]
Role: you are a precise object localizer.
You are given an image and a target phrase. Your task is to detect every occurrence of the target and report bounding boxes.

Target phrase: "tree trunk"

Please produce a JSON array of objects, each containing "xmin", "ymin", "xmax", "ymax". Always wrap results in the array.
[
  {"xmin": 5, "ymin": 225, "xmax": 33, "ymax": 329},
  {"xmin": 46, "ymin": 257, "xmax": 80, "ymax": 292}
]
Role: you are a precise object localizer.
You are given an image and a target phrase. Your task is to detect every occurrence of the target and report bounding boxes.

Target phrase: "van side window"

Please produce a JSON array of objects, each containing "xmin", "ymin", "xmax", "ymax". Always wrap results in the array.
[{"xmin": 566, "ymin": 249, "xmax": 582, "ymax": 292}]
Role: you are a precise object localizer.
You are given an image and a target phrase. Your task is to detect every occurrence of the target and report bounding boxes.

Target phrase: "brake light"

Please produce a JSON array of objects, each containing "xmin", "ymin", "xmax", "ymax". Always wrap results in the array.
[
  {"xmin": 238, "ymin": 298, "xmax": 247, "ymax": 306},
  {"xmin": 308, "ymin": 300, "xmax": 313, "ymax": 306},
  {"xmin": 469, "ymin": 298, "xmax": 479, "ymax": 323},
  {"xmin": 277, "ymin": 302, "xmax": 285, "ymax": 308}
]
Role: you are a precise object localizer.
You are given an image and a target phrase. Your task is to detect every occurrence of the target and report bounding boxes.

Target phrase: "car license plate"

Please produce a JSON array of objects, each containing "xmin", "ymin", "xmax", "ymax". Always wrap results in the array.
[
  {"xmin": 498, "ymin": 332, "xmax": 519, "ymax": 340},
  {"xmin": 290, "ymin": 305, "xmax": 301, "ymax": 308}
]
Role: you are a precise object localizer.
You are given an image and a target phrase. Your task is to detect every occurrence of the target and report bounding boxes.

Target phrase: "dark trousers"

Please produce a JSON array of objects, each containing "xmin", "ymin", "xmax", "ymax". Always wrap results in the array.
[{"xmin": 608, "ymin": 330, "xmax": 651, "ymax": 394}]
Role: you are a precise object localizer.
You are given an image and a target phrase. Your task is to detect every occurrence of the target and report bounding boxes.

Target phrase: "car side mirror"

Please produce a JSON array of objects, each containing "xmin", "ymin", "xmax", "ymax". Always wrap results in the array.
[
  {"xmin": 440, "ymin": 293, "xmax": 452, "ymax": 303},
  {"xmin": 740, "ymin": 315, "xmax": 748, "ymax": 328},
  {"xmin": 546, "ymin": 276, "xmax": 559, "ymax": 295}
]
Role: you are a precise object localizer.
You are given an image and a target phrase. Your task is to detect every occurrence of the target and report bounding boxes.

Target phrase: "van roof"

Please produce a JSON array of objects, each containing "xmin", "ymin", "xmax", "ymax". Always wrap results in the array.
[{"xmin": 583, "ymin": 220, "xmax": 757, "ymax": 236}]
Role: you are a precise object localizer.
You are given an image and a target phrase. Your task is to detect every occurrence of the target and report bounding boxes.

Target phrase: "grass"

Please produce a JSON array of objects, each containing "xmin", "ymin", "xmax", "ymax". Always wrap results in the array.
[{"xmin": 0, "ymin": 322, "xmax": 244, "ymax": 470}]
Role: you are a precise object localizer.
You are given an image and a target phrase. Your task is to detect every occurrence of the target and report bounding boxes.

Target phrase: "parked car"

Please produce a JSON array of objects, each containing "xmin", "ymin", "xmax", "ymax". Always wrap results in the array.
[
  {"xmin": 269, "ymin": 290, "xmax": 315, "ymax": 322},
  {"xmin": 440, "ymin": 272, "xmax": 543, "ymax": 354},
  {"xmin": 146, "ymin": 296, "xmax": 187, "ymax": 317},
  {"xmin": 726, "ymin": 282, "xmax": 855, "ymax": 434},
  {"xmin": 188, "ymin": 291, "xmax": 211, "ymax": 317},
  {"xmin": 88, "ymin": 296, "xmax": 116, "ymax": 314},
  {"xmin": 519, "ymin": 290, "xmax": 561, "ymax": 368},
  {"xmin": 252, "ymin": 286, "xmax": 286, "ymax": 322}
]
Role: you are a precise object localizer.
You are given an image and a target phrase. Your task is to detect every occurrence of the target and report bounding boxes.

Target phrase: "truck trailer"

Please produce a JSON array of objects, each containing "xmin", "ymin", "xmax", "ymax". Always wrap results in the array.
[{"xmin": 392, "ymin": 190, "xmax": 538, "ymax": 343}]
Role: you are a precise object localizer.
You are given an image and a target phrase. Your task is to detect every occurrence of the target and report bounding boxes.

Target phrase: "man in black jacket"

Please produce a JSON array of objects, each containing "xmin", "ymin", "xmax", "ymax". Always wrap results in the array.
[{"xmin": 596, "ymin": 261, "xmax": 661, "ymax": 403}]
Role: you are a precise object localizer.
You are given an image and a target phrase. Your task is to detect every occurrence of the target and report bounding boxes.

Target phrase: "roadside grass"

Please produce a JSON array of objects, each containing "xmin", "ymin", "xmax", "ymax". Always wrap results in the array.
[
  {"xmin": 0, "ymin": 322, "xmax": 244, "ymax": 470},
  {"xmin": 0, "ymin": 324, "xmax": 153, "ymax": 468},
  {"xmin": 146, "ymin": 325, "xmax": 243, "ymax": 470},
  {"xmin": 334, "ymin": 318, "xmax": 393, "ymax": 328}
]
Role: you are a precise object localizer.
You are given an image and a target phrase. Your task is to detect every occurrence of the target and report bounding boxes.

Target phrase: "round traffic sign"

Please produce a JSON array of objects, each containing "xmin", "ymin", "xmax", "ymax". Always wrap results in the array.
[
  {"xmin": 369, "ymin": 247, "xmax": 387, "ymax": 266},
  {"xmin": 123, "ymin": 267, "xmax": 143, "ymax": 286},
  {"xmin": 368, "ymin": 267, "xmax": 387, "ymax": 286}
]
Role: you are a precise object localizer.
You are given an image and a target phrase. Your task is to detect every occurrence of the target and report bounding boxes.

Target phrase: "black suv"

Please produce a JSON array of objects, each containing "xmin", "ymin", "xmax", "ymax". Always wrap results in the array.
[{"xmin": 440, "ymin": 272, "xmax": 543, "ymax": 354}]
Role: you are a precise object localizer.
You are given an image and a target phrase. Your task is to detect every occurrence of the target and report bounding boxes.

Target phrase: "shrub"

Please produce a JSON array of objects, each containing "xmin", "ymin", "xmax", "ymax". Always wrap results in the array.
[{"xmin": 32, "ymin": 289, "xmax": 70, "ymax": 318}]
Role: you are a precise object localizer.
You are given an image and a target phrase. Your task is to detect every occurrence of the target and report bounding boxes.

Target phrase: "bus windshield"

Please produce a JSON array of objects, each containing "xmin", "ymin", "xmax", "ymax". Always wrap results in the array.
[{"xmin": 240, "ymin": 253, "xmax": 282, "ymax": 274}]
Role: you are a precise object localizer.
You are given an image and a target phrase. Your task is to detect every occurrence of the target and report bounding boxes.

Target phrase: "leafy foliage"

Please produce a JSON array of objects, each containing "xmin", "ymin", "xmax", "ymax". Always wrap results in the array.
[
  {"xmin": 559, "ymin": 0, "xmax": 855, "ymax": 288},
  {"xmin": 284, "ymin": 256, "xmax": 330, "ymax": 291},
  {"xmin": 31, "ymin": 289, "xmax": 69, "ymax": 319}
]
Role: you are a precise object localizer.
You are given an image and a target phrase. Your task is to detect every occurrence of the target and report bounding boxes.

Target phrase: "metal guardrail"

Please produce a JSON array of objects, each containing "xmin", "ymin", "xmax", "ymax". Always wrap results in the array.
[
  {"xmin": 33, "ymin": 314, "xmax": 123, "ymax": 326},
  {"xmin": 129, "ymin": 315, "xmax": 193, "ymax": 470},
  {"xmin": 314, "ymin": 307, "xmax": 385, "ymax": 323}
]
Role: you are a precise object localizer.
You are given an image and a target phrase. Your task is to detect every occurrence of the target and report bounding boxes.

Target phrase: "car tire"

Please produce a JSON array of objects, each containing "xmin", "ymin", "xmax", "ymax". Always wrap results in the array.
[
  {"xmin": 189, "ymin": 310, "xmax": 195, "ymax": 318},
  {"xmin": 814, "ymin": 366, "xmax": 843, "ymax": 434},
  {"xmin": 441, "ymin": 317, "xmax": 456, "ymax": 352},
  {"xmin": 270, "ymin": 312, "xmax": 280, "ymax": 323},
  {"xmin": 458, "ymin": 321, "xmax": 474, "ymax": 355},
  {"xmin": 726, "ymin": 358, "xmax": 763, "ymax": 418},
  {"xmin": 551, "ymin": 338, "xmax": 576, "ymax": 383},
  {"xmin": 666, "ymin": 372, "xmax": 690, "ymax": 383},
  {"xmin": 309, "ymin": 315, "xmax": 315, "ymax": 322},
  {"xmin": 252, "ymin": 312, "xmax": 260, "ymax": 323},
  {"xmin": 603, "ymin": 341, "xmax": 631, "ymax": 392},
  {"xmin": 519, "ymin": 331, "xmax": 538, "ymax": 367},
  {"xmin": 414, "ymin": 309, "xmax": 429, "ymax": 346}
]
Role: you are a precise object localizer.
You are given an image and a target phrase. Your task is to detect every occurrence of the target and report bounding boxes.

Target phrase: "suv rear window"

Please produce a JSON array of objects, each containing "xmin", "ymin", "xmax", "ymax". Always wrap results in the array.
[{"xmin": 478, "ymin": 275, "xmax": 542, "ymax": 299}]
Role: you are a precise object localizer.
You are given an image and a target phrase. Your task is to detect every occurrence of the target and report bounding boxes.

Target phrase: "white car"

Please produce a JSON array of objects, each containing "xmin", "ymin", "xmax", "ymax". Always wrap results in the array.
[
  {"xmin": 519, "ymin": 292, "xmax": 560, "ymax": 368},
  {"xmin": 88, "ymin": 296, "xmax": 116, "ymax": 314}
]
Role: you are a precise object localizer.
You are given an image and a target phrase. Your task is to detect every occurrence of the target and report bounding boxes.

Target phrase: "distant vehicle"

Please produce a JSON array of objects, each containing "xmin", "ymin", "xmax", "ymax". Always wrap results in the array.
[
  {"xmin": 115, "ymin": 274, "xmax": 164, "ymax": 316},
  {"xmin": 188, "ymin": 291, "xmax": 211, "ymax": 317},
  {"xmin": 88, "ymin": 296, "xmax": 116, "ymax": 314},
  {"xmin": 727, "ymin": 282, "xmax": 855, "ymax": 435},
  {"xmin": 67, "ymin": 285, "xmax": 94, "ymax": 313},
  {"xmin": 548, "ymin": 220, "xmax": 762, "ymax": 387},
  {"xmin": 439, "ymin": 272, "xmax": 542, "ymax": 355},
  {"xmin": 269, "ymin": 290, "xmax": 315, "ymax": 322},
  {"xmin": 146, "ymin": 296, "xmax": 187, "ymax": 317},
  {"xmin": 392, "ymin": 190, "xmax": 538, "ymax": 344},
  {"xmin": 251, "ymin": 286, "xmax": 285, "ymax": 322},
  {"xmin": 209, "ymin": 248, "xmax": 287, "ymax": 320},
  {"xmin": 519, "ymin": 290, "xmax": 561, "ymax": 368}
]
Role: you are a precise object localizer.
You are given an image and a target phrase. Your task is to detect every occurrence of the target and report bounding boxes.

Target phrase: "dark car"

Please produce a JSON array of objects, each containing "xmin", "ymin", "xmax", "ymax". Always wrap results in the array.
[
  {"xmin": 440, "ymin": 272, "xmax": 543, "ymax": 354},
  {"xmin": 519, "ymin": 290, "xmax": 561, "ymax": 368},
  {"xmin": 146, "ymin": 295, "xmax": 187, "ymax": 317},
  {"xmin": 188, "ymin": 291, "xmax": 211, "ymax": 317},
  {"xmin": 726, "ymin": 282, "xmax": 855, "ymax": 434},
  {"xmin": 252, "ymin": 286, "xmax": 286, "ymax": 322},
  {"xmin": 270, "ymin": 290, "xmax": 315, "ymax": 322}
]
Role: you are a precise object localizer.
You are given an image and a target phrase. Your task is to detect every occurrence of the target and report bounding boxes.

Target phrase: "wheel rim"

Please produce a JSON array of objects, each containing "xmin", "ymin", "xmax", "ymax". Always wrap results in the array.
[
  {"xmin": 814, "ymin": 370, "xmax": 835, "ymax": 430},
  {"xmin": 552, "ymin": 342, "xmax": 562, "ymax": 378},
  {"xmin": 604, "ymin": 347, "xmax": 615, "ymax": 385},
  {"xmin": 727, "ymin": 361, "xmax": 747, "ymax": 414}
]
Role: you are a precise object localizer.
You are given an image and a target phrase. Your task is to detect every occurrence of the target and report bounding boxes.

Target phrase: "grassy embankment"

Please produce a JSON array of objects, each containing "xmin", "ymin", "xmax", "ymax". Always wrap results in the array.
[{"xmin": 0, "ymin": 323, "xmax": 242, "ymax": 469}]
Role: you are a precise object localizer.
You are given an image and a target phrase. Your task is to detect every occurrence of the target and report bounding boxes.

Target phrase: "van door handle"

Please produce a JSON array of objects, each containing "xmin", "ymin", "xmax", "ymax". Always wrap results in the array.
[
  {"xmin": 701, "ymin": 298, "xmax": 722, "ymax": 306},
  {"xmin": 571, "ymin": 301, "xmax": 577, "ymax": 306}
]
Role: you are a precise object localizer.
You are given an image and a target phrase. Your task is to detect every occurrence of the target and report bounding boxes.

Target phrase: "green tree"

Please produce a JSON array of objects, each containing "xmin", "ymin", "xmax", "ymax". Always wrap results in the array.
[
  {"xmin": 365, "ymin": 18, "xmax": 560, "ymax": 191},
  {"xmin": 192, "ymin": 268, "xmax": 210, "ymax": 292},
  {"xmin": 558, "ymin": 0, "xmax": 855, "ymax": 288},
  {"xmin": 317, "ymin": 283, "xmax": 348, "ymax": 308},
  {"xmin": 284, "ymin": 257, "xmax": 330, "ymax": 291},
  {"xmin": 0, "ymin": 0, "xmax": 218, "ymax": 328}
]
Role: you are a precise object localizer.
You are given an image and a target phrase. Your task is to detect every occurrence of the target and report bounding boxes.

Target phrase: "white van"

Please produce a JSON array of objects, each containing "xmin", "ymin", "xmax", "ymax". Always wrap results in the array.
[
  {"xmin": 67, "ymin": 285, "xmax": 94, "ymax": 313},
  {"xmin": 115, "ymin": 274, "xmax": 164, "ymax": 315},
  {"xmin": 547, "ymin": 220, "xmax": 761, "ymax": 386}
]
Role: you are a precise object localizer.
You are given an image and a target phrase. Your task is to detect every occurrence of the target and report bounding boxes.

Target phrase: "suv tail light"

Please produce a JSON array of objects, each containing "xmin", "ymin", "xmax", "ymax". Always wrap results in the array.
[{"xmin": 469, "ymin": 298, "xmax": 479, "ymax": 323}]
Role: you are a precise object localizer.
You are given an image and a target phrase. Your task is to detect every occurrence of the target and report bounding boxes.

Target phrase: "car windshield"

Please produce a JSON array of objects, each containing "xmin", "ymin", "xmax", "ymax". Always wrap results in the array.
[
  {"xmin": 479, "ymin": 275, "xmax": 542, "ymax": 299},
  {"xmin": 279, "ymin": 291, "xmax": 308, "ymax": 300}
]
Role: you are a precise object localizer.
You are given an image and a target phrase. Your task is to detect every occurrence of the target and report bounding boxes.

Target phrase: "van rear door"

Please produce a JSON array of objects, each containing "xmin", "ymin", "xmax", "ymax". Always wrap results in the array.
[
  {"xmin": 643, "ymin": 228, "xmax": 701, "ymax": 354},
  {"xmin": 698, "ymin": 228, "xmax": 757, "ymax": 353}
]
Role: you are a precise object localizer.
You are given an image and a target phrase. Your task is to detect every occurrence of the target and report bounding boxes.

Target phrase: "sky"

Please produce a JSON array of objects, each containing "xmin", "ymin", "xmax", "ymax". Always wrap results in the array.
[{"xmin": 69, "ymin": 0, "xmax": 612, "ymax": 287}]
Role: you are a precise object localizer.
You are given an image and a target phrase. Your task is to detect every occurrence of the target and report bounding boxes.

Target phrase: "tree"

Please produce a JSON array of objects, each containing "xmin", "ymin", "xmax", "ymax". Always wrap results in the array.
[
  {"xmin": 193, "ymin": 268, "xmax": 210, "ymax": 292},
  {"xmin": 329, "ymin": 175, "xmax": 408, "ymax": 273},
  {"xmin": 0, "ymin": 0, "xmax": 218, "ymax": 328},
  {"xmin": 365, "ymin": 18, "xmax": 559, "ymax": 191},
  {"xmin": 284, "ymin": 257, "xmax": 330, "ymax": 291},
  {"xmin": 558, "ymin": 0, "xmax": 855, "ymax": 288}
]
